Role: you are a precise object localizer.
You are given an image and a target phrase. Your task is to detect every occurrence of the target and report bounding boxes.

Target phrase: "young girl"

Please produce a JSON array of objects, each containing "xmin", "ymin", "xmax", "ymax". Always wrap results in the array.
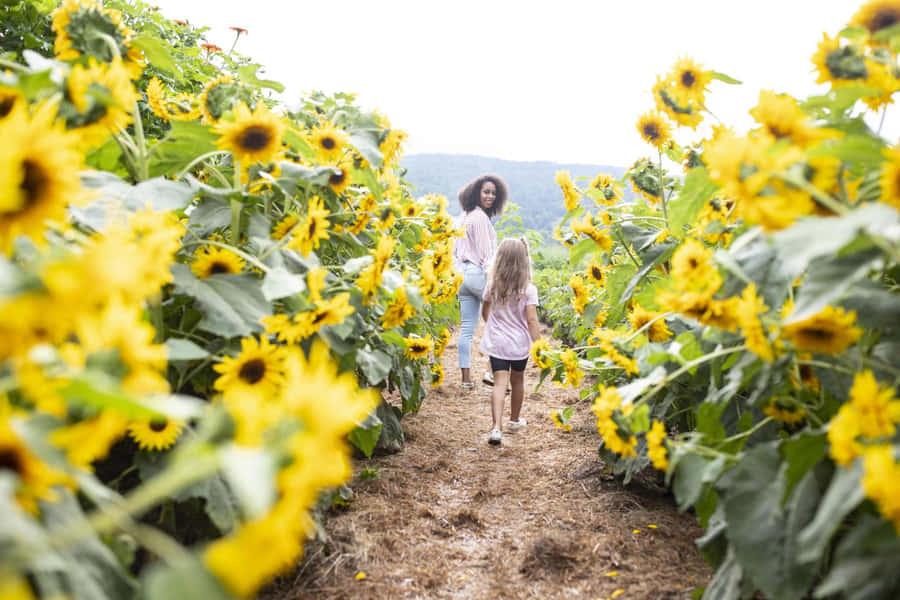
[{"xmin": 480, "ymin": 237, "xmax": 541, "ymax": 445}]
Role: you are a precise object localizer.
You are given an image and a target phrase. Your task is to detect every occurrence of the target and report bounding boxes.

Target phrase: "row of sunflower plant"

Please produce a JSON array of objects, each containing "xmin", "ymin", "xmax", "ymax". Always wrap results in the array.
[
  {"xmin": 532, "ymin": 4, "xmax": 900, "ymax": 599},
  {"xmin": 1, "ymin": 1, "xmax": 458, "ymax": 598}
]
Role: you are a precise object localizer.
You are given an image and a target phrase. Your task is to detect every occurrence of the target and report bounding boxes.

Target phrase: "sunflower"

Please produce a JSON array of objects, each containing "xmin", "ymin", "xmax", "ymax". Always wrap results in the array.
[
  {"xmin": 1, "ymin": 423, "xmax": 72, "ymax": 513},
  {"xmin": 325, "ymin": 160, "xmax": 352, "ymax": 195},
  {"xmin": 736, "ymin": 283, "xmax": 773, "ymax": 362},
  {"xmin": 191, "ymin": 245, "xmax": 245, "ymax": 278},
  {"xmin": 214, "ymin": 102, "xmax": 285, "ymax": 166},
  {"xmin": 671, "ymin": 239, "xmax": 720, "ymax": 293},
  {"xmin": 585, "ymin": 260, "xmax": 606, "ymax": 287},
  {"xmin": 849, "ymin": 370, "xmax": 900, "ymax": 439},
  {"xmin": 646, "ymin": 420, "xmax": 669, "ymax": 471},
  {"xmin": 380, "ymin": 128, "xmax": 407, "ymax": 168},
  {"xmin": 383, "ymin": 286, "xmax": 415, "ymax": 329},
  {"xmin": 653, "ymin": 75, "xmax": 703, "ymax": 130},
  {"xmin": 198, "ymin": 75, "xmax": 235, "ymax": 123},
  {"xmin": 861, "ymin": 446, "xmax": 900, "ymax": 533},
  {"xmin": 636, "ymin": 111, "xmax": 673, "ymax": 150},
  {"xmin": 309, "ymin": 293, "xmax": 355, "ymax": 330},
  {"xmin": 272, "ymin": 214, "xmax": 300, "ymax": 240},
  {"xmin": 811, "ymin": 34, "xmax": 867, "ymax": 86},
  {"xmin": 627, "ymin": 305, "xmax": 672, "ymax": 342},
  {"xmin": 782, "ymin": 305, "xmax": 862, "ymax": 355},
  {"xmin": 430, "ymin": 363, "xmax": 444, "ymax": 386},
  {"xmin": 668, "ymin": 56, "xmax": 712, "ymax": 106},
  {"xmin": 310, "ymin": 121, "xmax": 349, "ymax": 163},
  {"xmin": 763, "ymin": 397, "xmax": 806, "ymax": 425},
  {"xmin": 749, "ymin": 90, "xmax": 837, "ymax": 147},
  {"xmin": 145, "ymin": 77, "xmax": 200, "ymax": 122},
  {"xmin": 880, "ymin": 145, "xmax": 900, "ymax": 210},
  {"xmin": 0, "ymin": 85, "xmax": 23, "ymax": 120},
  {"xmin": 851, "ymin": 1, "xmax": 900, "ymax": 38},
  {"xmin": 558, "ymin": 348, "xmax": 583, "ymax": 388},
  {"xmin": 128, "ymin": 416, "xmax": 184, "ymax": 451},
  {"xmin": 66, "ymin": 58, "xmax": 139, "ymax": 149},
  {"xmin": 287, "ymin": 196, "xmax": 331, "ymax": 256},
  {"xmin": 0, "ymin": 101, "xmax": 84, "ymax": 253},
  {"xmin": 51, "ymin": 411, "xmax": 129, "ymax": 469},
  {"xmin": 827, "ymin": 404, "xmax": 863, "ymax": 465},
  {"xmin": 589, "ymin": 173, "xmax": 622, "ymax": 205},
  {"xmin": 404, "ymin": 335, "xmax": 433, "ymax": 360},
  {"xmin": 51, "ymin": 0, "xmax": 144, "ymax": 78},
  {"xmin": 555, "ymin": 170, "xmax": 580, "ymax": 211},
  {"xmin": 569, "ymin": 274, "xmax": 589, "ymax": 314},
  {"xmin": 213, "ymin": 336, "xmax": 287, "ymax": 401},
  {"xmin": 307, "ymin": 267, "xmax": 328, "ymax": 302}
]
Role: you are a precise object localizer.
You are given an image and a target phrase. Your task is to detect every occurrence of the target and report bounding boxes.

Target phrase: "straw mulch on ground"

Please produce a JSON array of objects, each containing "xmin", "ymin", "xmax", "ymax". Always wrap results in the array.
[{"xmin": 264, "ymin": 324, "xmax": 711, "ymax": 599}]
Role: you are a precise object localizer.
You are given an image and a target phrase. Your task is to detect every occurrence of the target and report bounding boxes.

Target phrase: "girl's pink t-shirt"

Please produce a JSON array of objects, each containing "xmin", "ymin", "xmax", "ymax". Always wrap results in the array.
[{"xmin": 480, "ymin": 282, "xmax": 539, "ymax": 361}]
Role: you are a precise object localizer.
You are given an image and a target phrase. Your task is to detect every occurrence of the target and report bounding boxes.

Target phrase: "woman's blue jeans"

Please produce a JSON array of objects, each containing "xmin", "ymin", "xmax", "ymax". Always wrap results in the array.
[{"xmin": 457, "ymin": 262, "xmax": 486, "ymax": 369}]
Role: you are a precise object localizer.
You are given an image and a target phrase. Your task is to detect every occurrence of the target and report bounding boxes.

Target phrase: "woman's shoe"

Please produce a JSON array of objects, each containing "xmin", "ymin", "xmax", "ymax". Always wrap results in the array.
[
  {"xmin": 482, "ymin": 371, "xmax": 495, "ymax": 386},
  {"xmin": 488, "ymin": 428, "xmax": 502, "ymax": 445}
]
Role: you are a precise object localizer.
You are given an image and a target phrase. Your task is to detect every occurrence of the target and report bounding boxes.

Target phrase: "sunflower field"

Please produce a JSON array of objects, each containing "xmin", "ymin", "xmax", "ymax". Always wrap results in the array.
[
  {"xmin": 534, "ymin": 5, "xmax": 900, "ymax": 599},
  {"xmin": 0, "ymin": 0, "xmax": 459, "ymax": 597}
]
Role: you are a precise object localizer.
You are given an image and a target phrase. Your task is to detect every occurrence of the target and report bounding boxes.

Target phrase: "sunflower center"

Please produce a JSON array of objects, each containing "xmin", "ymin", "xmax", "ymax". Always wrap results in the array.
[
  {"xmin": 681, "ymin": 70, "xmax": 696, "ymax": 88},
  {"xmin": 0, "ymin": 446, "xmax": 24, "ymax": 475},
  {"xmin": 308, "ymin": 220, "xmax": 318, "ymax": 237},
  {"xmin": 869, "ymin": 8, "xmax": 900, "ymax": 32},
  {"xmin": 329, "ymin": 170, "xmax": 346, "ymax": 185},
  {"xmin": 0, "ymin": 96, "xmax": 17, "ymax": 118},
  {"xmin": 239, "ymin": 126, "xmax": 272, "ymax": 151},
  {"xmin": 321, "ymin": 136, "xmax": 336, "ymax": 150},
  {"xmin": 688, "ymin": 257, "xmax": 699, "ymax": 269},
  {"xmin": 591, "ymin": 266, "xmax": 603, "ymax": 280},
  {"xmin": 312, "ymin": 310, "xmax": 329, "ymax": 325},
  {"xmin": 643, "ymin": 124, "xmax": 660, "ymax": 140},
  {"xmin": 12, "ymin": 159, "xmax": 49, "ymax": 215},
  {"xmin": 210, "ymin": 261, "xmax": 231, "ymax": 274},
  {"xmin": 239, "ymin": 358, "xmax": 267, "ymax": 384},
  {"xmin": 802, "ymin": 327, "xmax": 834, "ymax": 342},
  {"xmin": 150, "ymin": 418, "xmax": 168, "ymax": 432}
]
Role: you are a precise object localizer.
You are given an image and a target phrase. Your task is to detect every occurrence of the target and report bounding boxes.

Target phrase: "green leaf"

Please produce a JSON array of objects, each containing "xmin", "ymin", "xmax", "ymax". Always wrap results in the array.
[
  {"xmin": 789, "ymin": 248, "xmax": 882, "ymax": 323},
  {"xmin": 169, "ymin": 473, "xmax": 237, "ymax": 533},
  {"xmin": 621, "ymin": 242, "xmax": 676, "ymax": 306},
  {"xmin": 236, "ymin": 63, "xmax": 285, "ymax": 93},
  {"xmin": 132, "ymin": 35, "xmax": 181, "ymax": 80},
  {"xmin": 277, "ymin": 161, "xmax": 338, "ymax": 187},
  {"xmin": 148, "ymin": 121, "xmax": 217, "ymax": 178},
  {"xmin": 696, "ymin": 402, "xmax": 726, "ymax": 443},
  {"xmin": 796, "ymin": 461, "xmax": 865, "ymax": 564},
  {"xmin": 349, "ymin": 131, "xmax": 383, "ymax": 169},
  {"xmin": 568, "ymin": 238, "xmax": 599, "ymax": 266},
  {"xmin": 773, "ymin": 203, "xmax": 899, "ymax": 280},
  {"xmin": 348, "ymin": 411, "xmax": 382, "ymax": 458},
  {"xmin": 171, "ymin": 263, "xmax": 271, "ymax": 338},
  {"xmin": 630, "ymin": 403, "xmax": 650, "ymax": 433},
  {"xmin": 356, "ymin": 346, "xmax": 392, "ymax": 385},
  {"xmin": 807, "ymin": 134, "xmax": 886, "ymax": 167},
  {"xmin": 62, "ymin": 372, "xmax": 159, "ymax": 419},
  {"xmin": 143, "ymin": 556, "xmax": 235, "ymax": 600},
  {"xmin": 710, "ymin": 71, "xmax": 742, "ymax": 84},
  {"xmin": 603, "ymin": 262, "xmax": 639, "ymax": 322},
  {"xmin": 782, "ymin": 433, "xmax": 827, "ymax": 499},
  {"xmin": 165, "ymin": 338, "xmax": 210, "ymax": 361},
  {"xmin": 668, "ymin": 167, "xmax": 718, "ymax": 233},
  {"xmin": 260, "ymin": 267, "xmax": 306, "ymax": 301},
  {"xmin": 814, "ymin": 515, "xmax": 900, "ymax": 599}
]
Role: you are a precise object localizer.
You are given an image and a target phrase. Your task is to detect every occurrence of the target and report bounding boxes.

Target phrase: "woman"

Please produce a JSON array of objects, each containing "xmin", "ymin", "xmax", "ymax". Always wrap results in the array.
[{"xmin": 453, "ymin": 174, "xmax": 508, "ymax": 390}]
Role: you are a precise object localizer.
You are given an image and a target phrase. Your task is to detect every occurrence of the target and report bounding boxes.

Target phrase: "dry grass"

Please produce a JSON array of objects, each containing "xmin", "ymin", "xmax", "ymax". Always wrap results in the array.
[{"xmin": 263, "ymin": 324, "xmax": 710, "ymax": 599}]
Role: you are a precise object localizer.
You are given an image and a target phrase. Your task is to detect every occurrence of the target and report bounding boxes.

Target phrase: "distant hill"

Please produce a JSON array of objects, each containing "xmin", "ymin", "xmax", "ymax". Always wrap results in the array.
[{"xmin": 401, "ymin": 153, "xmax": 628, "ymax": 237}]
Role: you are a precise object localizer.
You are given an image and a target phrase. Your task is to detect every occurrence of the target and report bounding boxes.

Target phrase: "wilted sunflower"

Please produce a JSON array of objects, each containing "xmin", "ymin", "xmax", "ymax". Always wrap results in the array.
[
  {"xmin": 404, "ymin": 335, "xmax": 433, "ymax": 360},
  {"xmin": 213, "ymin": 336, "xmax": 287, "ymax": 401},
  {"xmin": 199, "ymin": 75, "xmax": 235, "ymax": 123},
  {"xmin": 215, "ymin": 102, "xmax": 285, "ymax": 165},
  {"xmin": 191, "ymin": 245, "xmax": 245, "ymax": 278},
  {"xmin": 128, "ymin": 416, "xmax": 184, "ymax": 451},
  {"xmin": 811, "ymin": 34, "xmax": 867, "ymax": 86},
  {"xmin": 782, "ymin": 305, "xmax": 862, "ymax": 354},
  {"xmin": 0, "ymin": 101, "xmax": 84, "ymax": 253},
  {"xmin": 636, "ymin": 111, "xmax": 673, "ymax": 150},
  {"xmin": 310, "ymin": 121, "xmax": 349, "ymax": 163},
  {"xmin": 653, "ymin": 75, "xmax": 703, "ymax": 130}
]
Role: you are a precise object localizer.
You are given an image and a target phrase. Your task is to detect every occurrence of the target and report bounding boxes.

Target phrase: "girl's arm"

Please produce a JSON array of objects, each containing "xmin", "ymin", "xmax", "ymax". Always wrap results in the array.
[
  {"xmin": 525, "ymin": 304, "xmax": 540, "ymax": 341},
  {"xmin": 482, "ymin": 300, "xmax": 491, "ymax": 322}
]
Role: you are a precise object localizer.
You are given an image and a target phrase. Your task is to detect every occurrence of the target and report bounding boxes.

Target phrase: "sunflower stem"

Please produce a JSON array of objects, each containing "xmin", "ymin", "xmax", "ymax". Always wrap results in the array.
[
  {"xmin": 0, "ymin": 58, "xmax": 27, "ymax": 72},
  {"xmin": 657, "ymin": 149, "xmax": 669, "ymax": 229},
  {"xmin": 640, "ymin": 345, "xmax": 748, "ymax": 404},
  {"xmin": 229, "ymin": 198, "xmax": 242, "ymax": 246},
  {"xmin": 175, "ymin": 150, "xmax": 231, "ymax": 180},
  {"xmin": 614, "ymin": 229, "xmax": 641, "ymax": 268},
  {"xmin": 131, "ymin": 101, "xmax": 149, "ymax": 181},
  {"xmin": 878, "ymin": 105, "xmax": 888, "ymax": 135}
]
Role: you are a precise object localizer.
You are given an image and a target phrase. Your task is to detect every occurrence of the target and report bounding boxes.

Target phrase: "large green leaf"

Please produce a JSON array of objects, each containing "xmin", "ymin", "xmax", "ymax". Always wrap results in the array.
[
  {"xmin": 132, "ymin": 35, "xmax": 181, "ymax": 80},
  {"xmin": 143, "ymin": 556, "xmax": 236, "ymax": 600},
  {"xmin": 236, "ymin": 63, "xmax": 285, "ymax": 93},
  {"xmin": 348, "ymin": 411, "xmax": 383, "ymax": 458},
  {"xmin": 795, "ymin": 461, "xmax": 865, "ymax": 564},
  {"xmin": 165, "ymin": 338, "xmax": 210, "ymax": 361},
  {"xmin": 807, "ymin": 134, "xmax": 886, "ymax": 167},
  {"xmin": 773, "ymin": 203, "xmax": 898, "ymax": 281},
  {"xmin": 349, "ymin": 130, "xmax": 383, "ymax": 169},
  {"xmin": 169, "ymin": 473, "xmax": 237, "ymax": 533},
  {"xmin": 814, "ymin": 515, "xmax": 900, "ymax": 599},
  {"xmin": 719, "ymin": 443, "xmax": 822, "ymax": 600},
  {"xmin": 356, "ymin": 346, "xmax": 392, "ymax": 385},
  {"xmin": 668, "ymin": 167, "xmax": 717, "ymax": 233},
  {"xmin": 171, "ymin": 263, "xmax": 271, "ymax": 338},
  {"xmin": 148, "ymin": 121, "xmax": 218, "ymax": 178},
  {"xmin": 788, "ymin": 248, "xmax": 882, "ymax": 323},
  {"xmin": 260, "ymin": 266, "xmax": 306, "ymax": 301},
  {"xmin": 620, "ymin": 241, "xmax": 676, "ymax": 305}
]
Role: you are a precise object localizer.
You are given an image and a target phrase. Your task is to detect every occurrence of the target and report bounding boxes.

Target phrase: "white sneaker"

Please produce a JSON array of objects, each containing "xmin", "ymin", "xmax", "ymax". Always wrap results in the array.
[
  {"xmin": 508, "ymin": 418, "xmax": 527, "ymax": 431},
  {"xmin": 482, "ymin": 371, "xmax": 495, "ymax": 386},
  {"xmin": 488, "ymin": 428, "xmax": 502, "ymax": 445}
]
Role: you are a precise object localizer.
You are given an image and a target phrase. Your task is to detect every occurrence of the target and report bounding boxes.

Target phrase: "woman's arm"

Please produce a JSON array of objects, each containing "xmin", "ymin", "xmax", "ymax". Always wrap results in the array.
[
  {"xmin": 525, "ymin": 304, "xmax": 540, "ymax": 342},
  {"xmin": 482, "ymin": 300, "xmax": 491, "ymax": 322}
]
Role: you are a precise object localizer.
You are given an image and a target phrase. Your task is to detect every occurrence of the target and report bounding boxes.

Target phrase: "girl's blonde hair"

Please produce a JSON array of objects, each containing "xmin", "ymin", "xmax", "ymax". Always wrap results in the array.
[{"xmin": 488, "ymin": 237, "xmax": 532, "ymax": 305}]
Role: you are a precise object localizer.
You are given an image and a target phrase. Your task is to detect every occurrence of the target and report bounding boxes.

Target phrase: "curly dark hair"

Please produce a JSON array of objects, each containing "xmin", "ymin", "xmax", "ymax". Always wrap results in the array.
[{"xmin": 457, "ymin": 174, "xmax": 508, "ymax": 218}]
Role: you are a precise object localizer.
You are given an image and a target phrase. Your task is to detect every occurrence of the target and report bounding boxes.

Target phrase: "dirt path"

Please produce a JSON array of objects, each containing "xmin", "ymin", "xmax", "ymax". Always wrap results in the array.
[{"xmin": 266, "ymin": 325, "xmax": 711, "ymax": 599}]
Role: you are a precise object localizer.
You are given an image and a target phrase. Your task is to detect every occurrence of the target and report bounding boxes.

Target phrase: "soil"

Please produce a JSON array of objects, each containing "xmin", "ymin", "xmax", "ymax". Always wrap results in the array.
[{"xmin": 263, "ymin": 324, "xmax": 712, "ymax": 599}]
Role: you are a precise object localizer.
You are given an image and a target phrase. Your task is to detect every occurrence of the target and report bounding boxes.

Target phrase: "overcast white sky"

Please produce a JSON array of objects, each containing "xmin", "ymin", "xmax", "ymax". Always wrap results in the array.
[{"xmin": 149, "ymin": 1, "xmax": 893, "ymax": 167}]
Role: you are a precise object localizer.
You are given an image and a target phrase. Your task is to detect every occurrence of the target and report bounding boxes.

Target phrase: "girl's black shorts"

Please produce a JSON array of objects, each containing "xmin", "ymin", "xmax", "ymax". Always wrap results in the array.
[{"xmin": 489, "ymin": 356, "xmax": 528, "ymax": 372}]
